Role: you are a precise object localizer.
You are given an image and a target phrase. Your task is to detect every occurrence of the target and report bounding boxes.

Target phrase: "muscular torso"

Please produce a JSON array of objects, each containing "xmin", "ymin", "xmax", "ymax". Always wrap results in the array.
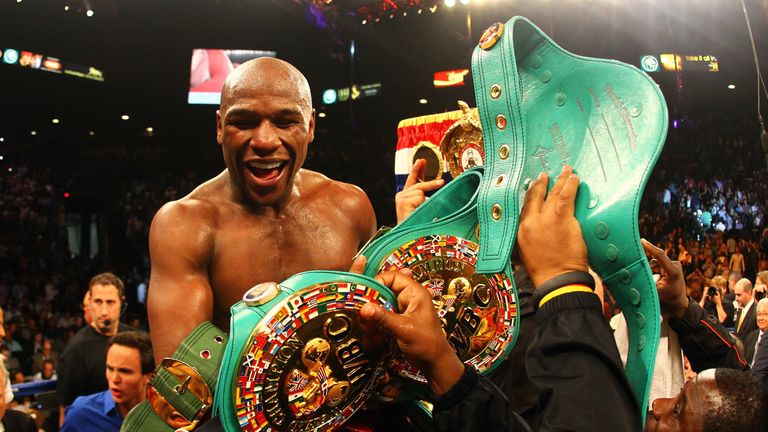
[
  {"xmin": 149, "ymin": 168, "xmax": 376, "ymax": 345},
  {"xmin": 207, "ymin": 181, "xmax": 364, "ymax": 329}
]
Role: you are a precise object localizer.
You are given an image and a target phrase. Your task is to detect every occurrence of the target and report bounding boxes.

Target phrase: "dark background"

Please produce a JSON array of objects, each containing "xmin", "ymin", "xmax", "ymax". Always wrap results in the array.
[{"xmin": 0, "ymin": 0, "xmax": 766, "ymax": 227}]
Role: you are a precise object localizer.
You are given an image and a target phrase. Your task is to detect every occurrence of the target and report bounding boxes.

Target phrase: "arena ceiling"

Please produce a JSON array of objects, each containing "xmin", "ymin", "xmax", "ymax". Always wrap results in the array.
[{"xmin": 0, "ymin": 0, "xmax": 765, "ymax": 176}]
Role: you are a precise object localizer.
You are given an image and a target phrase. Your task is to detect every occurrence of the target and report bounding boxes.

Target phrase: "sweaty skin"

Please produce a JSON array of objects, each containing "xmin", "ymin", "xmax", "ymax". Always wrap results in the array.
[{"xmin": 148, "ymin": 58, "xmax": 377, "ymax": 362}]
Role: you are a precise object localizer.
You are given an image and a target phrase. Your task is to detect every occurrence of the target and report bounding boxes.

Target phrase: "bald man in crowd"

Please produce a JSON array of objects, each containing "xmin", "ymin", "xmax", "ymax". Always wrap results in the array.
[{"xmin": 734, "ymin": 278, "xmax": 757, "ymax": 340}]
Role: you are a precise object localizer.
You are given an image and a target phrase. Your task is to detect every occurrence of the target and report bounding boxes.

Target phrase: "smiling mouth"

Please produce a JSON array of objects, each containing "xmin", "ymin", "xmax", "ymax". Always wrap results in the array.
[{"xmin": 246, "ymin": 161, "xmax": 286, "ymax": 182}]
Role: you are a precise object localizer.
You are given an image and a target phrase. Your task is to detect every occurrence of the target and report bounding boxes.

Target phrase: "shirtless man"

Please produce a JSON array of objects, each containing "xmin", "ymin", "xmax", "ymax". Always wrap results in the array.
[{"xmin": 147, "ymin": 57, "xmax": 377, "ymax": 361}]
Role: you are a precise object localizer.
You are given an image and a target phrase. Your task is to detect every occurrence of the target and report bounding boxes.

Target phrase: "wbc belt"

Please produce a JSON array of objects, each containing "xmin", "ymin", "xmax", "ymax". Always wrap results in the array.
[
  {"xmin": 360, "ymin": 167, "xmax": 519, "ymax": 402},
  {"xmin": 214, "ymin": 271, "xmax": 397, "ymax": 432},
  {"xmin": 471, "ymin": 16, "xmax": 666, "ymax": 415}
]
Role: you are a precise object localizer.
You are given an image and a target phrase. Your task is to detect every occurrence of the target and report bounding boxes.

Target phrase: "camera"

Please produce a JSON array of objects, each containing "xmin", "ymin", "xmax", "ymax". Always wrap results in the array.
[{"xmin": 707, "ymin": 286, "xmax": 718, "ymax": 297}]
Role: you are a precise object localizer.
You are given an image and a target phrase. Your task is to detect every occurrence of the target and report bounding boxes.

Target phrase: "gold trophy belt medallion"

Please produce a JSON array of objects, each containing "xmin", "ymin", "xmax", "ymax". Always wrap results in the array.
[
  {"xmin": 440, "ymin": 101, "xmax": 485, "ymax": 178},
  {"xmin": 376, "ymin": 235, "xmax": 517, "ymax": 385},
  {"xmin": 233, "ymin": 282, "xmax": 391, "ymax": 432}
]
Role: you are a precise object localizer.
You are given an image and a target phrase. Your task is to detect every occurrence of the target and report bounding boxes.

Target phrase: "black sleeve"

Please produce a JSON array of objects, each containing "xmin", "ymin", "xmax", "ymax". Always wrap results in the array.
[
  {"xmin": 526, "ymin": 292, "xmax": 641, "ymax": 432},
  {"xmin": 721, "ymin": 302, "xmax": 735, "ymax": 328},
  {"xmin": 56, "ymin": 346, "xmax": 83, "ymax": 407},
  {"xmin": 432, "ymin": 292, "xmax": 641, "ymax": 432},
  {"xmin": 668, "ymin": 299, "xmax": 749, "ymax": 372},
  {"xmin": 432, "ymin": 365, "xmax": 531, "ymax": 432}
]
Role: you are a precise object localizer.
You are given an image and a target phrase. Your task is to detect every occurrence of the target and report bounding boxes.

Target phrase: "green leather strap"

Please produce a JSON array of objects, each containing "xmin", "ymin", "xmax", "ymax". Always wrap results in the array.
[
  {"xmin": 122, "ymin": 321, "xmax": 227, "ymax": 432},
  {"xmin": 160, "ymin": 321, "xmax": 226, "ymax": 393},
  {"xmin": 471, "ymin": 16, "xmax": 665, "ymax": 417}
]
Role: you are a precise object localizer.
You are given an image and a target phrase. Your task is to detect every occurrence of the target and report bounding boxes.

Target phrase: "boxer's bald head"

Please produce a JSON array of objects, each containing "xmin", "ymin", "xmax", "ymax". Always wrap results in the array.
[
  {"xmin": 216, "ymin": 57, "xmax": 316, "ymax": 207},
  {"xmin": 220, "ymin": 57, "xmax": 312, "ymax": 115}
]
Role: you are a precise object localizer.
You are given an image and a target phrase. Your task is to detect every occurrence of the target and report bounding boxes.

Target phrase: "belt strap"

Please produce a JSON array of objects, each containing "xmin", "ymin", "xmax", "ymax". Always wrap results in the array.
[
  {"xmin": 122, "ymin": 321, "xmax": 227, "ymax": 432},
  {"xmin": 472, "ymin": 20, "xmax": 527, "ymax": 274}
]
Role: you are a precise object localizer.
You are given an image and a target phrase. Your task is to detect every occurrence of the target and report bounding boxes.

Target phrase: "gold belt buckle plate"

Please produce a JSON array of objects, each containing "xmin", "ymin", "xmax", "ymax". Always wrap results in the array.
[
  {"xmin": 232, "ymin": 281, "xmax": 392, "ymax": 431},
  {"xmin": 374, "ymin": 234, "xmax": 517, "ymax": 398},
  {"xmin": 147, "ymin": 358, "xmax": 213, "ymax": 431},
  {"xmin": 440, "ymin": 101, "xmax": 485, "ymax": 178}
]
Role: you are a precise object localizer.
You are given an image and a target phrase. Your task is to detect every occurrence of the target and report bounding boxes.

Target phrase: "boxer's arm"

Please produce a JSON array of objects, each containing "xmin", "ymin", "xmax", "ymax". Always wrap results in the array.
[
  {"xmin": 332, "ymin": 181, "xmax": 377, "ymax": 250},
  {"xmin": 148, "ymin": 201, "xmax": 215, "ymax": 363}
]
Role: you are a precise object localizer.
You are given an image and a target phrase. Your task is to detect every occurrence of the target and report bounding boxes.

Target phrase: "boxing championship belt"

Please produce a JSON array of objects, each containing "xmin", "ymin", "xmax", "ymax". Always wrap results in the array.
[
  {"xmin": 122, "ymin": 321, "xmax": 227, "ymax": 431},
  {"xmin": 360, "ymin": 167, "xmax": 519, "ymax": 401},
  {"xmin": 471, "ymin": 16, "xmax": 666, "ymax": 414},
  {"xmin": 213, "ymin": 271, "xmax": 397, "ymax": 432}
]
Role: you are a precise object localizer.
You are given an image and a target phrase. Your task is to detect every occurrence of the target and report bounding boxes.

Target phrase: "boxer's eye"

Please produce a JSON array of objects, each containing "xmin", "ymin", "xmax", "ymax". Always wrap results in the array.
[
  {"xmin": 672, "ymin": 403, "xmax": 680, "ymax": 419},
  {"xmin": 231, "ymin": 122, "xmax": 253, "ymax": 130}
]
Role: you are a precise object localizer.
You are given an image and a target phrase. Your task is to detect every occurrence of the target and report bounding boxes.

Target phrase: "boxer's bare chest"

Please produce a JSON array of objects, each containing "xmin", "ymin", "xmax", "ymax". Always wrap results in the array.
[{"xmin": 207, "ymin": 203, "xmax": 359, "ymax": 328}]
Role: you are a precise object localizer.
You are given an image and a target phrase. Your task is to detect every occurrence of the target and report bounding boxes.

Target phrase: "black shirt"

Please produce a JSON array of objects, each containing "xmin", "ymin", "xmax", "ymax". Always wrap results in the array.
[{"xmin": 56, "ymin": 322, "xmax": 135, "ymax": 406}]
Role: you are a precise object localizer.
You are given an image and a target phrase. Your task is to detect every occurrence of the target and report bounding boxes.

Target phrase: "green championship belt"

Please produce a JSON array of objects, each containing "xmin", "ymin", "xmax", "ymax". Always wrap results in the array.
[
  {"xmin": 214, "ymin": 271, "xmax": 398, "ymax": 432},
  {"xmin": 360, "ymin": 167, "xmax": 519, "ymax": 401},
  {"xmin": 471, "ymin": 16, "xmax": 666, "ymax": 415}
]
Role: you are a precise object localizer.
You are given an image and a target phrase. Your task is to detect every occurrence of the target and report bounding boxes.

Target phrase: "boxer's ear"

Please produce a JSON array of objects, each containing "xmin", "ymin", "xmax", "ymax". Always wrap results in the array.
[
  {"xmin": 215, "ymin": 110, "xmax": 223, "ymax": 145},
  {"xmin": 307, "ymin": 108, "xmax": 316, "ymax": 144}
]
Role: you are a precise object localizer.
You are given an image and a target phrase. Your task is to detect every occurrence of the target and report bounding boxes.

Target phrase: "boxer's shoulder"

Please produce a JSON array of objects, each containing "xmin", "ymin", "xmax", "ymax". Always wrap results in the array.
[
  {"xmin": 149, "ymin": 181, "xmax": 225, "ymax": 252},
  {"xmin": 298, "ymin": 169, "xmax": 372, "ymax": 211},
  {"xmin": 153, "ymin": 174, "xmax": 234, "ymax": 225}
]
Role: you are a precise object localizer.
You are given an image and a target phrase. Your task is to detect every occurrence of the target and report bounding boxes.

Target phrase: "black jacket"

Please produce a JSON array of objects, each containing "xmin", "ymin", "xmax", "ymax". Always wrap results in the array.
[
  {"xmin": 431, "ymin": 295, "xmax": 752, "ymax": 432},
  {"xmin": 432, "ymin": 292, "xmax": 641, "ymax": 431}
]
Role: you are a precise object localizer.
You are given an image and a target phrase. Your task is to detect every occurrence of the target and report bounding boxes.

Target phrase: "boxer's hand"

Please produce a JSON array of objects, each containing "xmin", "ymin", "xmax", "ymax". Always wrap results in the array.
[
  {"xmin": 360, "ymin": 271, "xmax": 463, "ymax": 396},
  {"xmin": 517, "ymin": 166, "xmax": 589, "ymax": 287},
  {"xmin": 396, "ymin": 159, "xmax": 445, "ymax": 223},
  {"xmin": 641, "ymin": 239, "xmax": 689, "ymax": 318}
]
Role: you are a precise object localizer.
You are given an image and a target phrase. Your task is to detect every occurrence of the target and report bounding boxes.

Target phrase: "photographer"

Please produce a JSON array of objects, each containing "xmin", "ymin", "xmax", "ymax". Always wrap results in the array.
[{"xmin": 699, "ymin": 275, "xmax": 735, "ymax": 329}]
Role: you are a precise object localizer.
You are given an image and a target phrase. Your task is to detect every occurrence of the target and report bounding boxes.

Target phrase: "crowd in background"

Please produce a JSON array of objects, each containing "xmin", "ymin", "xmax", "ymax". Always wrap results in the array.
[{"xmin": 0, "ymin": 113, "xmax": 766, "ymax": 427}]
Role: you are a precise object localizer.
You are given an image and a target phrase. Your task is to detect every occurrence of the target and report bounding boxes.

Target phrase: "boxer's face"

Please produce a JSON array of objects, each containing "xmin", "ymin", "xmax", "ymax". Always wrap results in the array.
[
  {"xmin": 217, "ymin": 62, "xmax": 314, "ymax": 207},
  {"xmin": 645, "ymin": 373, "xmax": 719, "ymax": 431}
]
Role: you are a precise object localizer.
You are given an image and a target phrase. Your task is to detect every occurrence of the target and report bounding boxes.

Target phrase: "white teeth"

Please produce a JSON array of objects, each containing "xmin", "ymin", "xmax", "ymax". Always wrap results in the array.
[{"xmin": 249, "ymin": 161, "xmax": 283, "ymax": 170}]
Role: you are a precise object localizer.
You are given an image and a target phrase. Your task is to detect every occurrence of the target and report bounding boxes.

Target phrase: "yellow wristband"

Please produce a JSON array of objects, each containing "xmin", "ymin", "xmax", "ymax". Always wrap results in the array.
[{"xmin": 538, "ymin": 285, "xmax": 594, "ymax": 308}]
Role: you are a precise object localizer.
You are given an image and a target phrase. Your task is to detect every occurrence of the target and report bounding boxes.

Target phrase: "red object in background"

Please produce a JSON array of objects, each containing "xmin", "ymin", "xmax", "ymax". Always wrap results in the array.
[
  {"xmin": 63, "ymin": 192, "xmax": 70, "ymax": 198},
  {"xmin": 42, "ymin": 57, "xmax": 62, "ymax": 73},
  {"xmin": 433, "ymin": 69, "xmax": 469, "ymax": 88}
]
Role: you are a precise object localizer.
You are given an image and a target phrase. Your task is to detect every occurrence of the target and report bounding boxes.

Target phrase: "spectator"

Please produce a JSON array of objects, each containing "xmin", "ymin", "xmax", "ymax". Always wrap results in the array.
[
  {"xmin": 31, "ymin": 339, "xmax": 58, "ymax": 374},
  {"xmin": 735, "ymin": 278, "xmax": 758, "ymax": 340},
  {"xmin": 61, "ymin": 331, "xmax": 153, "ymax": 432},
  {"xmin": 31, "ymin": 359, "xmax": 56, "ymax": 382},
  {"xmin": 0, "ymin": 361, "xmax": 35, "ymax": 432},
  {"xmin": 57, "ymin": 272, "xmax": 136, "ymax": 426},
  {"xmin": 743, "ymin": 298, "xmax": 768, "ymax": 365}
]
